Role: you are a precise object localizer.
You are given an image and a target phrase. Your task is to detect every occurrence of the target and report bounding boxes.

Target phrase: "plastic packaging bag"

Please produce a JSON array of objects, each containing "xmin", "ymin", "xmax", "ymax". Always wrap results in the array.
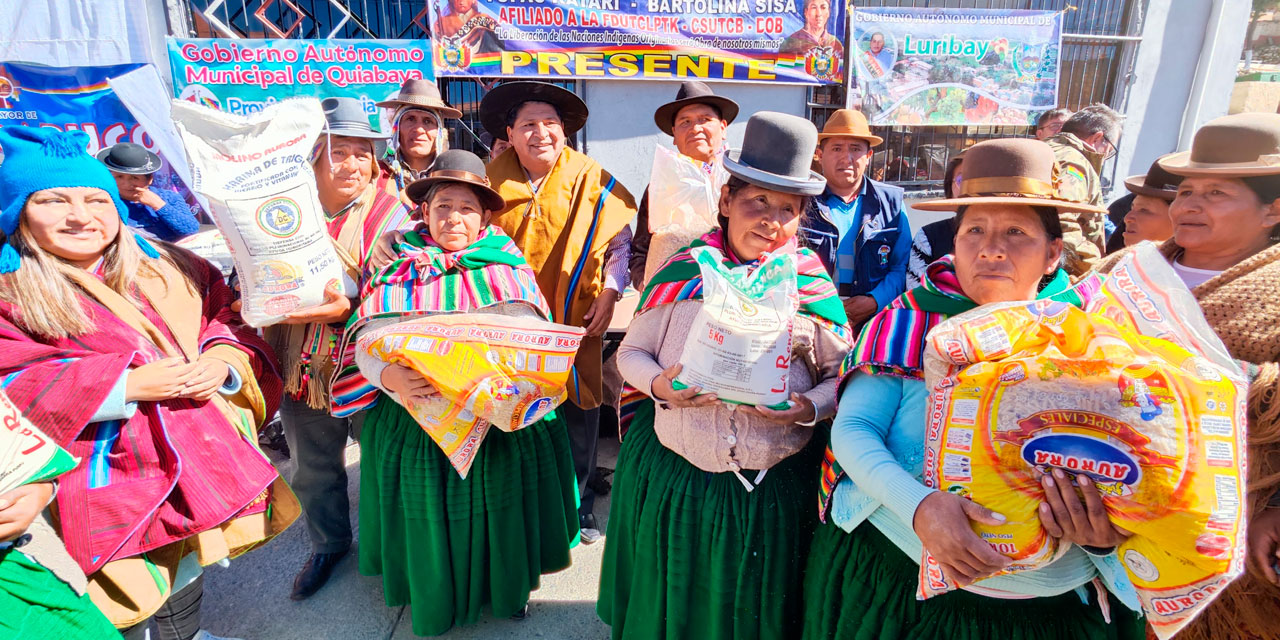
[
  {"xmin": 673, "ymin": 246, "xmax": 799, "ymax": 408},
  {"xmin": 171, "ymin": 98, "xmax": 346, "ymax": 327},
  {"xmin": 917, "ymin": 244, "xmax": 1248, "ymax": 639},
  {"xmin": 359, "ymin": 312, "xmax": 585, "ymax": 477},
  {"xmin": 0, "ymin": 389, "xmax": 77, "ymax": 495},
  {"xmin": 643, "ymin": 146, "xmax": 724, "ymax": 283}
]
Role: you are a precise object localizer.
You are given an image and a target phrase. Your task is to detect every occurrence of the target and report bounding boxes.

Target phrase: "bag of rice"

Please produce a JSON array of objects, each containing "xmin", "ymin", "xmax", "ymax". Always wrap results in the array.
[
  {"xmin": 170, "ymin": 98, "xmax": 346, "ymax": 327},
  {"xmin": 0, "ymin": 389, "xmax": 78, "ymax": 495},
  {"xmin": 643, "ymin": 146, "xmax": 724, "ymax": 284},
  {"xmin": 358, "ymin": 312, "xmax": 585, "ymax": 477},
  {"xmin": 673, "ymin": 246, "xmax": 799, "ymax": 408},
  {"xmin": 916, "ymin": 244, "xmax": 1248, "ymax": 640}
]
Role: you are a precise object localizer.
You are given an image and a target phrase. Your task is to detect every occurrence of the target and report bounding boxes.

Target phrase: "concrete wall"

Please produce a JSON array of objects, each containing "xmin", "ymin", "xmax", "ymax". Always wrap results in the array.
[
  {"xmin": 580, "ymin": 79, "xmax": 808, "ymax": 198},
  {"xmin": 1230, "ymin": 80, "xmax": 1280, "ymax": 114},
  {"xmin": 1113, "ymin": 0, "xmax": 1249, "ymax": 185}
]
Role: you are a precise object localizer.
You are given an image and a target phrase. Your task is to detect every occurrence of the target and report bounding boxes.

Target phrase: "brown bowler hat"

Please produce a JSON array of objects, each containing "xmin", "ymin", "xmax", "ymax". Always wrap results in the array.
[
  {"xmin": 375, "ymin": 78, "xmax": 463, "ymax": 120},
  {"xmin": 1159, "ymin": 112, "xmax": 1280, "ymax": 177},
  {"xmin": 1123, "ymin": 157, "xmax": 1183, "ymax": 200},
  {"xmin": 817, "ymin": 109, "xmax": 883, "ymax": 147},
  {"xmin": 404, "ymin": 149, "xmax": 505, "ymax": 211},
  {"xmin": 653, "ymin": 81, "xmax": 739, "ymax": 136},
  {"xmin": 914, "ymin": 138, "xmax": 1107, "ymax": 213}
]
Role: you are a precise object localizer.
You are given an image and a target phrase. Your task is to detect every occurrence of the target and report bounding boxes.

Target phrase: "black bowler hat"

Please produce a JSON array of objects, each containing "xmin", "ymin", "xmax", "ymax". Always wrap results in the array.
[
  {"xmin": 653, "ymin": 81, "xmax": 739, "ymax": 137},
  {"xmin": 404, "ymin": 149, "xmax": 506, "ymax": 211},
  {"xmin": 723, "ymin": 112, "xmax": 826, "ymax": 196},
  {"xmin": 96, "ymin": 142, "xmax": 162, "ymax": 175},
  {"xmin": 479, "ymin": 81, "xmax": 588, "ymax": 140}
]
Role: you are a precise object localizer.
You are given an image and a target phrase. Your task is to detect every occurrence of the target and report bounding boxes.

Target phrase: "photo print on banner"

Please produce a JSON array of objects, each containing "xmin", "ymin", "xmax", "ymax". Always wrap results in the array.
[{"xmin": 429, "ymin": 0, "xmax": 846, "ymax": 84}]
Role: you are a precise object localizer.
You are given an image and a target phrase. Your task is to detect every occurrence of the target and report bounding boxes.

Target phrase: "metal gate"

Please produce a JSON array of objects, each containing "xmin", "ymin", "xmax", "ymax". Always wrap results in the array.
[
  {"xmin": 171, "ymin": 0, "xmax": 577, "ymax": 155},
  {"xmin": 810, "ymin": 0, "xmax": 1146, "ymax": 195}
]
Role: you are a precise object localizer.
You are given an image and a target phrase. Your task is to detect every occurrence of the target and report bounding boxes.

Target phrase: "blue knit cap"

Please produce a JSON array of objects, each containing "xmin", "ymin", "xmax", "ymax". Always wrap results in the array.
[{"xmin": 0, "ymin": 126, "xmax": 159, "ymax": 274}]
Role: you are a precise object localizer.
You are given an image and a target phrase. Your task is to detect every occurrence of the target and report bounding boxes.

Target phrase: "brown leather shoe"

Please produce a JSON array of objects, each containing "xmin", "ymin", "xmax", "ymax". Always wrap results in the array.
[{"xmin": 290, "ymin": 550, "xmax": 348, "ymax": 601}]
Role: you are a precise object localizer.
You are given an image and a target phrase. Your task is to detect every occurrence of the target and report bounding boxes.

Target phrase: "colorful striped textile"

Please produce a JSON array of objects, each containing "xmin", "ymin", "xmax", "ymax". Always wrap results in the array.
[
  {"xmin": 818, "ymin": 257, "xmax": 1102, "ymax": 522},
  {"xmin": 616, "ymin": 384, "xmax": 649, "ymax": 441},
  {"xmin": 638, "ymin": 228, "xmax": 851, "ymax": 340},
  {"xmin": 330, "ymin": 225, "xmax": 550, "ymax": 416}
]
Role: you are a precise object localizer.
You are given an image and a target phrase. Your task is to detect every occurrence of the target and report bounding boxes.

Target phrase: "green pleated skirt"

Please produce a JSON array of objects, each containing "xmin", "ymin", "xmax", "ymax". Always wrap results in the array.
[
  {"xmin": 358, "ymin": 400, "xmax": 579, "ymax": 637},
  {"xmin": 0, "ymin": 547, "xmax": 119, "ymax": 639},
  {"xmin": 598, "ymin": 400, "xmax": 825, "ymax": 640},
  {"xmin": 801, "ymin": 523, "xmax": 1147, "ymax": 640}
]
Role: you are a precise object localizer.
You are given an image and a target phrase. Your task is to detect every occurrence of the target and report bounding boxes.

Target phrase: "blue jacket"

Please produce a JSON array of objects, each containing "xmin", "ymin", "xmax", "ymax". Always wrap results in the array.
[
  {"xmin": 799, "ymin": 178, "xmax": 910, "ymax": 309},
  {"xmin": 125, "ymin": 188, "xmax": 199, "ymax": 242}
]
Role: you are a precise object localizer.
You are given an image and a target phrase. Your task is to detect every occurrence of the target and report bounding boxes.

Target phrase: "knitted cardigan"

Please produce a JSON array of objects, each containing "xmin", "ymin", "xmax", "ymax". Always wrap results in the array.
[{"xmin": 1101, "ymin": 239, "xmax": 1280, "ymax": 639}]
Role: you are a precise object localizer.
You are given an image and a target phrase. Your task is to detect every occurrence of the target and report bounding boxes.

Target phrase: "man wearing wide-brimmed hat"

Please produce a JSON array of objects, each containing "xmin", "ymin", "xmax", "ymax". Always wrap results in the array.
[
  {"xmin": 800, "ymin": 108, "xmax": 908, "ymax": 328},
  {"xmin": 481, "ymin": 81, "xmax": 636, "ymax": 544},
  {"xmin": 97, "ymin": 142, "xmax": 199, "ymax": 242},
  {"xmin": 270, "ymin": 96, "xmax": 413, "ymax": 602},
  {"xmin": 374, "ymin": 78, "xmax": 463, "ymax": 203},
  {"xmin": 630, "ymin": 80, "xmax": 739, "ymax": 289}
]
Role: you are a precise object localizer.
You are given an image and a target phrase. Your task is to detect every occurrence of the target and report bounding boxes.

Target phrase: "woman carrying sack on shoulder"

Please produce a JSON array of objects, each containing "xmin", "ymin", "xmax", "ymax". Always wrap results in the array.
[
  {"xmin": 329, "ymin": 150, "xmax": 578, "ymax": 637},
  {"xmin": 0, "ymin": 127, "xmax": 295, "ymax": 640},
  {"xmin": 1099, "ymin": 112, "xmax": 1280, "ymax": 639},
  {"xmin": 597, "ymin": 113, "xmax": 853, "ymax": 640}
]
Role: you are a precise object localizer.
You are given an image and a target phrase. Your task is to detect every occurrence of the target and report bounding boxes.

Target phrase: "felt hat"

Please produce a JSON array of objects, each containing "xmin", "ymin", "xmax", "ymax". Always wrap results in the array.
[
  {"xmin": 724, "ymin": 112, "xmax": 826, "ymax": 196},
  {"xmin": 1123, "ymin": 157, "xmax": 1183, "ymax": 200},
  {"xmin": 404, "ymin": 149, "xmax": 506, "ymax": 212},
  {"xmin": 321, "ymin": 97, "xmax": 389, "ymax": 139},
  {"xmin": 653, "ymin": 81, "xmax": 739, "ymax": 136},
  {"xmin": 96, "ymin": 142, "xmax": 162, "ymax": 175},
  {"xmin": 913, "ymin": 138, "xmax": 1107, "ymax": 213},
  {"xmin": 0, "ymin": 127, "xmax": 159, "ymax": 274},
  {"xmin": 817, "ymin": 109, "xmax": 884, "ymax": 147},
  {"xmin": 478, "ymin": 81, "xmax": 588, "ymax": 140},
  {"xmin": 1159, "ymin": 112, "xmax": 1280, "ymax": 177},
  {"xmin": 375, "ymin": 78, "xmax": 463, "ymax": 120}
]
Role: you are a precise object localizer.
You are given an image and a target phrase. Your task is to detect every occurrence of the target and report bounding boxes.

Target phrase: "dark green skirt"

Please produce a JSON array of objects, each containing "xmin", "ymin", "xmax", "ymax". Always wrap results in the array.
[
  {"xmin": 598, "ymin": 400, "xmax": 825, "ymax": 640},
  {"xmin": 358, "ymin": 400, "xmax": 579, "ymax": 637},
  {"xmin": 801, "ymin": 523, "xmax": 1147, "ymax": 640},
  {"xmin": 0, "ymin": 547, "xmax": 119, "ymax": 639}
]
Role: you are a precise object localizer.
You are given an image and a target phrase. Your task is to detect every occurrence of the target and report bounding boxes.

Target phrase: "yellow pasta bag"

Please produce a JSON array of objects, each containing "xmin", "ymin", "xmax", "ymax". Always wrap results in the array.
[
  {"xmin": 358, "ymin": 313, "xmax": 584, "ymax": 477},
  {"xmin": 917, "ymin": 245, "xmax": 1248, "ymax": 640}
]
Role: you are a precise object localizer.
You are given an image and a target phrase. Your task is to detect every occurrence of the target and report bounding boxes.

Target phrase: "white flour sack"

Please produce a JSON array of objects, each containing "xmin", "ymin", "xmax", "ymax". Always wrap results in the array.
[
  {"xmin": 673, "ymin": 246, "xmax": 799, "ymax": 407},
  {"xmin": 170, "ymin": 98, "xmax": 345, "ymax": 327}
]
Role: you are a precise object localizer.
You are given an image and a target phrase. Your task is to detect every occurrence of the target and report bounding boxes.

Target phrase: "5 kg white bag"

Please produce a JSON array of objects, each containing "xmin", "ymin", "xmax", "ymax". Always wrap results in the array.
[
  {"xmin": 674, "ymin": 246, "xmax": 799, "ymax": 407},
  {"xmin": 171, "ymin": 98, "xmax": 345, "ymax": 327}
]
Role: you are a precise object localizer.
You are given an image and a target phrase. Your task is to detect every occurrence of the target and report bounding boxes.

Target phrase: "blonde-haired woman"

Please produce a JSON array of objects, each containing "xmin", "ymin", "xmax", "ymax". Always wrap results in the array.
[{"xmin": 0, "ymin": 126, "xmax": 294, "ymax": 640}]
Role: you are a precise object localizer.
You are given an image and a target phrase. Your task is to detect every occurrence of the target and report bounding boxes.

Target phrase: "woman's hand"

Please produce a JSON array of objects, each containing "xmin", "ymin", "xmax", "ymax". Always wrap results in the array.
[
  {"xmin": 177, "ymin": 359, "xmax": 231, "ymax": 403},
  {"xmin": 0, "ymin": 483, "xmax": 54, "ymax": 542},
  {"xmin": 737, "ymin": 393, "xmax": 815, "ymax": 425},
  {"xmin": 280, "ymin": 283, "xmax": 351, "ymax": 325},
  {"xmin": 370, "ymin": 231, "xmax": 407, "ymax": 272},
  {"xmin": 1248, "ymin": 506, "xmax": 1280, "ymax": 585},
  {"xmin": 913, "ymin": 491, "xmax": 1011, "ymax": 586},
  {"xmin": 381, "ymin": 364, "xmax": 438, "ymax": 404},
  {"xmin": 1037, "ymin": 468, "xmax": 1130, "ymax": 549},
  {"xmin": 126, "ymin": 357, "xmax": 200, "ymax": 402},
  {"xmin": 649, "ymin": 363, "xmax": 719, "ymax": 408}
]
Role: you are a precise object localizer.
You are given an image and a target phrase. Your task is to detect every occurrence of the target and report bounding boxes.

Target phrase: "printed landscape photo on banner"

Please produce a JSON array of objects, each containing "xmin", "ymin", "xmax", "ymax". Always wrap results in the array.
[
  {"xmin": 851, "ymin": 7, "xmax": 1062, "ymax": 126},
  {"xmin": 429, "ymin": 0, "xmax": 846, "ymax": 84}
]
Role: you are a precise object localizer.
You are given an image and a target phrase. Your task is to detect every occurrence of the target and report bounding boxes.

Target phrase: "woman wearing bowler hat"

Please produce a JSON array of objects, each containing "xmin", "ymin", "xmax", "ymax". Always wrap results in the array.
[
  {"xmin": 1100, "ymin": 112, "xmax": 1280, "ymax": 640},
  {"xmin": 330, "ymin": 150, "xmax": 579, "ymax": 636},
  {"xmin": 97, "ymin": 142, "xmax": 199, "ymax": 242},
  {"xmin": 803, "ymin": 138, "xmax": 1145, "ymax": 640},
  {"xmin": 599, "ymin": 112, "xmax": 852, "ymax": 639}
]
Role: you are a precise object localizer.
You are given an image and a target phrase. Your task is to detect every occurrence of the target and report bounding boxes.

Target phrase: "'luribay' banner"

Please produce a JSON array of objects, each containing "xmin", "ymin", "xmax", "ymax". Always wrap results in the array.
[
  {"xmin": 429, "ymin": 0, "xmax": 846, "ymax": 84},
  {"xmin": 851, "ymin": 8, "xmax": 1061, "ymax": 126},
  {"xmin": 167, "ymin": 38, "xmax": 433, "ymax": 129}
]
